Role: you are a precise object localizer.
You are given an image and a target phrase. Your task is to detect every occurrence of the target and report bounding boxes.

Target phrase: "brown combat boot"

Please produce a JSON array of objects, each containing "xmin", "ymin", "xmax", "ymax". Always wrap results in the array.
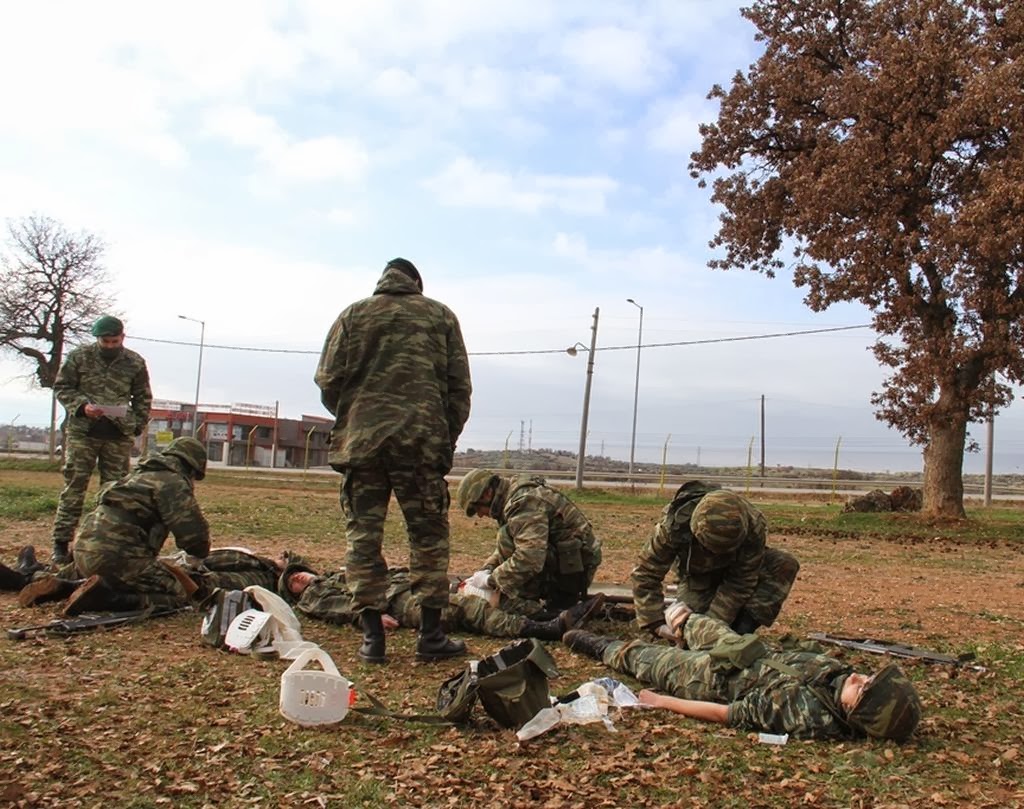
[
  {"xmin": 18, "ymin": 576, "xmax": 83, "ymax": 607},
  {"xmin": 62, "ymin": 575, "xmax": 112, "ymax": 616}
]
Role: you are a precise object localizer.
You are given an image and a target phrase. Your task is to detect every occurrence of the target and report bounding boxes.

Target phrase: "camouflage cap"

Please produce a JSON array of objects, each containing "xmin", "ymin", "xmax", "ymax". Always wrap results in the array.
[
  {"xmin": 846, "ymin": 664, "xmax": 922, "ymax": 743},
  {"xmin": 91, "ymin": 315, "xmax": 124, "ymax": 337},
  {"xmin": 457, "ymin": 469, "xmax": 498, "ymax": 516},
  {"xmin": 164, "ymin": 437, "xmax": 208, "ymax": 480},
  {"xmin": 690, "ymin": 490, "xmax": 750, "ymax": 553},
  {"xmin": 278, "ymin": 553, "xmax": 319, "ymax": 603}
]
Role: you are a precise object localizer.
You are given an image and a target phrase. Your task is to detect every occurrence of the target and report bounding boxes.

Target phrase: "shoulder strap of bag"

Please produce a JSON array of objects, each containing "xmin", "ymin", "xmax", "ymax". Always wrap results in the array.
[
  {"xmin": 350, "ymin": 687, "xmax": 453, "ymax": 725},
  {"xmin": 759, "ymin": 657, "xmax": 852, "ymax": 730}
]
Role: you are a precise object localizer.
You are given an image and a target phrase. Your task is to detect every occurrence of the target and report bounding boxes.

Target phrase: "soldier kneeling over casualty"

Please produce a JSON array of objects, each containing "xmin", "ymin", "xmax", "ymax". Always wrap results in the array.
[
  {"xmin": 563, "ymin": 607, "xmax": 922, "ymax": 743},
  {"xmin": 456, "ymin": 469, "xmax": 603, "ymax": 620},
  {"xmin": 277, "ymin": 559, "xmax": 606, "ymax": 642},
  {"xmin": 17, "ymin": 438, "xmax": 216, "ymax": 615},
  {"xmin": 632, "ymin": 482, "xmax": 800, "ymax": 638}
]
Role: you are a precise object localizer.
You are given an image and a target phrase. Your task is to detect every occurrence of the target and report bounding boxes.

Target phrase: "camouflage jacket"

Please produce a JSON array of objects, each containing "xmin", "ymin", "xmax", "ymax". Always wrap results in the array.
[
  {"xmin": 291, "ymin": 568, "xmax": 413, "ymax": 625},
  {"xmin": 314, "ymin": 267, "xmax": 472, "ymax": 472},
  {"xmin": 75, "ymin": 453, "xmax": 210, "ymax": 559},
  {"xmin": 484, "ymin": 475, "xmax": 602, "ymax": 601},
  {"xmin": 54, "ymin": 342, "xmax": 152, "ymax": 439},
  {"xmin": 726, "ymin": 651, "xmax": 853, "ymax": 739},
  {"xmin": 631, "ymin": 481, "xmax": 767, "ymax": 627}
]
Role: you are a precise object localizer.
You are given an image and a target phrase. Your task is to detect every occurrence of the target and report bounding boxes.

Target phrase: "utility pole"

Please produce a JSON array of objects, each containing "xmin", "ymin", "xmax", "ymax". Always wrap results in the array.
[
  {"xmin": 572, "ymin": 307, "xmax": 600, "ymax": 490},
  {"xmin": 760, "ymin": 394, "xmax": 766, "ymax": 479}
]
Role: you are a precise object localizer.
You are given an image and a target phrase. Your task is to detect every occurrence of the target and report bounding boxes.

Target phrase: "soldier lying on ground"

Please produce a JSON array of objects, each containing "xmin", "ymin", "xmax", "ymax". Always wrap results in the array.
[
  {"xmin": 563, "ymin": 607, "xmax": 922, "ymax": 742},
  {"xmin": 278, "ymin": 557, "xmax": 606, "ymax": 641},
  {"xmin": 456, "ymin": 469, "xmax": 603, "ymax": 619},
  {"xmin": 16, "ymin": 437, "xmax": 217, "ymax": 615},
  {"xmin": 631, "ymin": 481, "xmax": 799, "ymax": 637}
]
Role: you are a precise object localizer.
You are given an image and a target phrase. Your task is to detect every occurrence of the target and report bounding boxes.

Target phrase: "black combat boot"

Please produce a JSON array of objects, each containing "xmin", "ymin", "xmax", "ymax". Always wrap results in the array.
[
  {"xmin": 0, "ymin": 562, "xmax": 29, "ymax": 591},
  {"xmin": 16, "ymin": 546, "xmax": 45, "ymax": 576},
  {"xmin": 62, "ymin": 575, "xmax": 117, "ymax": 616},
  {"xmin": 560, "ymin": 593, "xmax": 607, "ymax": 632},
  {"xmin": 562, "ymin": 629, "xmax": 616, "ymax": 661},
  {"xmin": 416, "ymin": 606, "xmax": 467, "ymax": 662},
  {"xmin": 520, "ymin": 615, "xmax": 565, "ymax": 640},
  {"xmin": 51, "ymin": 541, "xmax": 72, "ymax": 566},
  {"xmin": 18, "ymin": 576, "xmax": 83, "ymax": 608},
  {"xmin": 358, "ymin": 609, "xmax": 387, "ymax": 664}
]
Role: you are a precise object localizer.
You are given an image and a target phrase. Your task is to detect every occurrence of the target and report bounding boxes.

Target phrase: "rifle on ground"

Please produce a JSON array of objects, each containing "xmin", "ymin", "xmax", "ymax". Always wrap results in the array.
[
  {"xmin": 7, "ymin": 606, "xmax": 190, "ymax": 640},
  {"xmin": 808, "ymin": 632, "xmax": 975, "ymax": 666}
]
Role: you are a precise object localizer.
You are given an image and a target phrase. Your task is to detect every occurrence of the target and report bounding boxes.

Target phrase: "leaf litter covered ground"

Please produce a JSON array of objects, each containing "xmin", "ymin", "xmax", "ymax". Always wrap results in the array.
[{"xmin": 0, "ymin": 469, "xmax": 1022, "ymax": 808}]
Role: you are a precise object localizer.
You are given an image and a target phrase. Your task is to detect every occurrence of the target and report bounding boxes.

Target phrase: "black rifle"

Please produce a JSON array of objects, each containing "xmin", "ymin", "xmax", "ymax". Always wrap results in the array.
[
  {"xmin": 808, "ymin": 632, "xmax": 975, "ymax": 666},
  {"xmin": 8, "ymin": 606, "xmax": 190, "ymax": 640}
]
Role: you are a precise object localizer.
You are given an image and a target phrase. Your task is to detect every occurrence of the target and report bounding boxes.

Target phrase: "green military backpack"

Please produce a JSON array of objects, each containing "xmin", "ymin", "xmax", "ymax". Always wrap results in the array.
[{"xmin": 436, "ymin": 639, "xmax": 561, "ymax": 729}]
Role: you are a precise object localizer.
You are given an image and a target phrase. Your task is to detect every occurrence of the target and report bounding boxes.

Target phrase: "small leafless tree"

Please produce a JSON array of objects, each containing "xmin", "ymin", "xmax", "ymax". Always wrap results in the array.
[
  {"xmin": 1, "ymin": 215, "xmax": 118, "ymax": 453},
  {"xmin": 1, "ymin": 215, "xmax": 115, "ymax": 387}
]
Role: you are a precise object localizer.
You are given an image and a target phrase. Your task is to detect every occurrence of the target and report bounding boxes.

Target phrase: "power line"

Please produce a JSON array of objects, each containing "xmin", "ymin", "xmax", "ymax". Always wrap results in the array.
[{"xmin": 132, "ymin": 323, "xmax": 871, "ymax": 357}]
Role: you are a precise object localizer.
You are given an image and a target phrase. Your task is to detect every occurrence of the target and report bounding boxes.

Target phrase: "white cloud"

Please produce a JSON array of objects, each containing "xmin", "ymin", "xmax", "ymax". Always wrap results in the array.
[
  {"xmin": 324, "ymin": 207, "xmax": 359, "ymax": 226},
  {"xmin": 647, "ymin": 96, "xmax": 707, "ymax": 155},
  {"xmin": 370, "ymin": 68, "xmax": 420, "ymax": 98},
  {"xmin": 561, "ymin": 26, "xmax": 667, "ymax": 92},
  {"xmin": 552, "ymin": 231, "xmax": 706, "ymax": 281},
  {"xmin": 424, "ymin": 158, "xmax": 617, "ymax": 215}
]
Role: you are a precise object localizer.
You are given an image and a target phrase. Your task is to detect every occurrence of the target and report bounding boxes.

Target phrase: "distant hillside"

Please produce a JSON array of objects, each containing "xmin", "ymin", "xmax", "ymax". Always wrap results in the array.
[{"xmin": 453, "ymin": 448, "xmax": 1024, "ymax": 489}]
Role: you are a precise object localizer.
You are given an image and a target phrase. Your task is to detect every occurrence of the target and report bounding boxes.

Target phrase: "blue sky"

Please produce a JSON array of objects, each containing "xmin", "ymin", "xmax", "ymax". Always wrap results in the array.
[{"xmin": 2, "ymin": 0, "xmax": 1022, "ymax": 474}]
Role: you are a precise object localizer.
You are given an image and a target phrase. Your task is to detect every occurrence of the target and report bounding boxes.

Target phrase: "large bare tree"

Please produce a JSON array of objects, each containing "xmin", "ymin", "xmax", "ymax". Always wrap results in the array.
[
  {"xmin": 1, "ymin": 215, "xmax": 117, "ymax": 449},
  {"xmin": 689, "ymin": 0, "xmax": 1024, "ymax": 517}
]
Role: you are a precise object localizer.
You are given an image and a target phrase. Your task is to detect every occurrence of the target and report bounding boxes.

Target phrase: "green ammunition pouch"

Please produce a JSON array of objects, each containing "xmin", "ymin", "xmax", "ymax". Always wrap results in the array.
[
  {"xmin": 555, "ymin": 537, "xmax": 584, "ymax": 575},
  {"xmin": 708, "ymin": 633, "xmax": 769, "ymax": 672},
  {"xmin": 436, "ymin": 639, "xmax": 560, "ymax": 728}
]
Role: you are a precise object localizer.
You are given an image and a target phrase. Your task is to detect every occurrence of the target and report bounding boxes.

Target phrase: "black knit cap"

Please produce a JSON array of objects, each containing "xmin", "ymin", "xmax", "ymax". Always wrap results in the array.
[{"xmin": 385, "ymin": 257, "xmax": 423, "ymax": 291}]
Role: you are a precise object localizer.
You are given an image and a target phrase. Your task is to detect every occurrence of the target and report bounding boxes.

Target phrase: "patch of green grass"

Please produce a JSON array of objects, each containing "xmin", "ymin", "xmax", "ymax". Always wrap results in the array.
[
  {"xmin": 0, "ymin": 484, "xmax": 58, "ymax": 519},
  {"xmin": 0, "ymin": 457, "xmax": 61, "ymax": 473}
]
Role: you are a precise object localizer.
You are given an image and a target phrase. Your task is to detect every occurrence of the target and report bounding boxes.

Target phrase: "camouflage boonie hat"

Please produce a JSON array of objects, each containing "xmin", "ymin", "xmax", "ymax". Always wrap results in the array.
[
  {"xmin": 277, "ymin": 552, "xmax": 319, "ymax": 603},
  {"xmin": 457, "ymin": 469, "xmax": 498, "ymax": 516},
  {"xmin": 690, "ymin": 490, "xmax": 750, "ymax": 553},
  {"xmin": 846, "ymin": 664, "xmax": 922, "ymax": 743},
  {"xmin": 164, "ymin": 437, "xmax": 208, "ymax": 480}
]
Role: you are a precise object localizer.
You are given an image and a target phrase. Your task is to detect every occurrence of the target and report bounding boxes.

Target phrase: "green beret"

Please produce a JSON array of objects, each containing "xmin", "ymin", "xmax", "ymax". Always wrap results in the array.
[{"xmin": 91, "ymin": 316, "xmax": 124, "ymax": 337}]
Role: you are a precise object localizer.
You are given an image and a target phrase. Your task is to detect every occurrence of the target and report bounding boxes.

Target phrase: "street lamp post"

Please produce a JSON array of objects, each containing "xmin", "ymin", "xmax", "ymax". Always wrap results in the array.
[
  {"xmin": 626, "ymin": 298, "xmax": 643, "ymax": 484},
  {"xmin": 178, "ymin": 315, "xmax": 205, "ymax": 438},
  {"xmin": 566, "ymin": 307, "xmax": 600, "ymax": 490}
]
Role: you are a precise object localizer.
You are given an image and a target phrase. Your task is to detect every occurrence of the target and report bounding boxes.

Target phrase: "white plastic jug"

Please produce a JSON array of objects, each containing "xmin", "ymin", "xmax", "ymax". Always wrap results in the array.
[{"xmin": 279, "ymin": 646, "xmax": 352, "ymax": 726}]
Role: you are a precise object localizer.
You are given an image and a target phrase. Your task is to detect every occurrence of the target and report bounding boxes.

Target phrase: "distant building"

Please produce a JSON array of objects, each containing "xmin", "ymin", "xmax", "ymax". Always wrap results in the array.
[{"xmin": 147, "ymin": 400, "xmax": 331, "ymax": 469}]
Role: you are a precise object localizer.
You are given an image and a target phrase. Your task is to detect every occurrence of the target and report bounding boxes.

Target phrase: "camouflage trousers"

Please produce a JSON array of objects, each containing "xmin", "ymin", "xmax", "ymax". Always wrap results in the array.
[
  {"xmin": 74, "ymin": 544, "xmax": 191, "ymax": 609},
  {"xmin": 390, "ymin": 590, "xmax": 527, "ymax": 638},
  {"xmin": 604, "ymin": 614, "xmax": 745, "ymax": 701},
  {"xmin": 682, "ymin": 546, "xmax": 800, "ymax": 627},
  {"xmin": 52, "ymin": 435, "xmax": 133, "ymax": 545},
  {"xmin": 339, "ymin": 464, "xmax": 451, "ymax": 612}
]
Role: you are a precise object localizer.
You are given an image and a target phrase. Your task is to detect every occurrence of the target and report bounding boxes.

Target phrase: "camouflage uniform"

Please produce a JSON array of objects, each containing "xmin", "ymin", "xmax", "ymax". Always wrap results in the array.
[
  {"xmin": 289, "ymin": 568, "xmax": 527, "ymax": 638},
  {"xmin": 483, "ymin": 475, "xmax": 602, "ymax": 615},
  {"xmin": 52, "ymin": 341, "xmax": 152, "ymax": 548},
  {"xmin": 602, "ymin": 614, "xmax": 857, "ymax": 739},
  {"xmin": 631, "ymin": 481, "xmax": 799, "ymax": 630},
  {"xmin": 314, "ymin": 264, "xmax": 472, "ymax": 613},
  {"xmin": 72, "ymin": 451, "xmax": 210, "ymax": 608},
  {"xmin": 191, "ymin": 548, "xmax": 281, "ymax": 593}
]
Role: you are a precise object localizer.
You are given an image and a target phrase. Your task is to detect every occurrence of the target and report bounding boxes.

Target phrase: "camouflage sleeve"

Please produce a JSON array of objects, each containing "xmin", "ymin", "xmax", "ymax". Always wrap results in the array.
[
  {"xmin": 490, "ymin": 497, "xmax": 551, "ymax": 595},
  {"xmin": 295, "ymin": 577, "xmax": 359, "ymax": 625},
  {"xmin": 630, "ymin": 514, "xmax": 685, "ymax": 628},
  {"xmin": 314, "ymin": 312, "xmax": 347, "ymax": 415},
  {"xmin": 53, "ymin": 350, "xmax": 88, "ymax": 415},
  {"xmin": 445, "ymin": 314, "xmax": 472, "ymax": 447},
  {"xmin": 726, "ymin": 682, "xmax": 847, "ymax": 739},
  {"xmin": 706, "ymin": 517, "xmax": 766, "ymax": 625},
  {"xmin": 130, "ymin": 358, "xmax": 152, "ymax": 435},
  {"xmin": 156, "ymin": 477, "xmax": 211, "ymax": 558}
]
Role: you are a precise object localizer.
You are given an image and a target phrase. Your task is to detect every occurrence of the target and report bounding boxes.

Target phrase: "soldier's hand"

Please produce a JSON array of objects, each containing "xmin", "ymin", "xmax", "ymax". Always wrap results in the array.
[
  {"xmin": 382, "ymin": 614, "xmax": 400, "ymax": 631},
  {"xmin": 664, "ymin": 601, "xmax": 693, "ymax": 634},
  {"xmin": 83, "ymin": 403, "xmax": 104, "ymax": 419}
]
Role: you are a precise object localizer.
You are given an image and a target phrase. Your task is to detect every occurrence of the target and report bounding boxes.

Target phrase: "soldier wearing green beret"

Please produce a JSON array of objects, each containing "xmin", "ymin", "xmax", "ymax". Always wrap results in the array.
[
  {"xmin": 564, "ymin": 612, "xmax": 922, "ymax": 743},
  {"xmin": 631, "ymin": 481, "xmax": 800, "ymax": 638},
  {"xmin": 50, "ymin": 315, "xmax": 152, "ymax": 564}
]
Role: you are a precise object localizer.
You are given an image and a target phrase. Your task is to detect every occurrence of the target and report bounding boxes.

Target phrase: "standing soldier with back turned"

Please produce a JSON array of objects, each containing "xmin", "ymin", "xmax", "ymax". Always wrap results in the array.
[
  {"xmin": 315, "ymin": 258, "xmax": 472, "ymax": 664},
  {"xmin": 50, "ymin": 315, "xmax": 152, "ymax": 564}
]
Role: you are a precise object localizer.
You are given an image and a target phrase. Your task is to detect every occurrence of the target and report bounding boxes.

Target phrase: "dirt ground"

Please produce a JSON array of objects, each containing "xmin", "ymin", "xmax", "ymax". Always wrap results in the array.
[{"xmin": 1, "ymin": 485, "xmax": 1023, "ymax": 808}]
